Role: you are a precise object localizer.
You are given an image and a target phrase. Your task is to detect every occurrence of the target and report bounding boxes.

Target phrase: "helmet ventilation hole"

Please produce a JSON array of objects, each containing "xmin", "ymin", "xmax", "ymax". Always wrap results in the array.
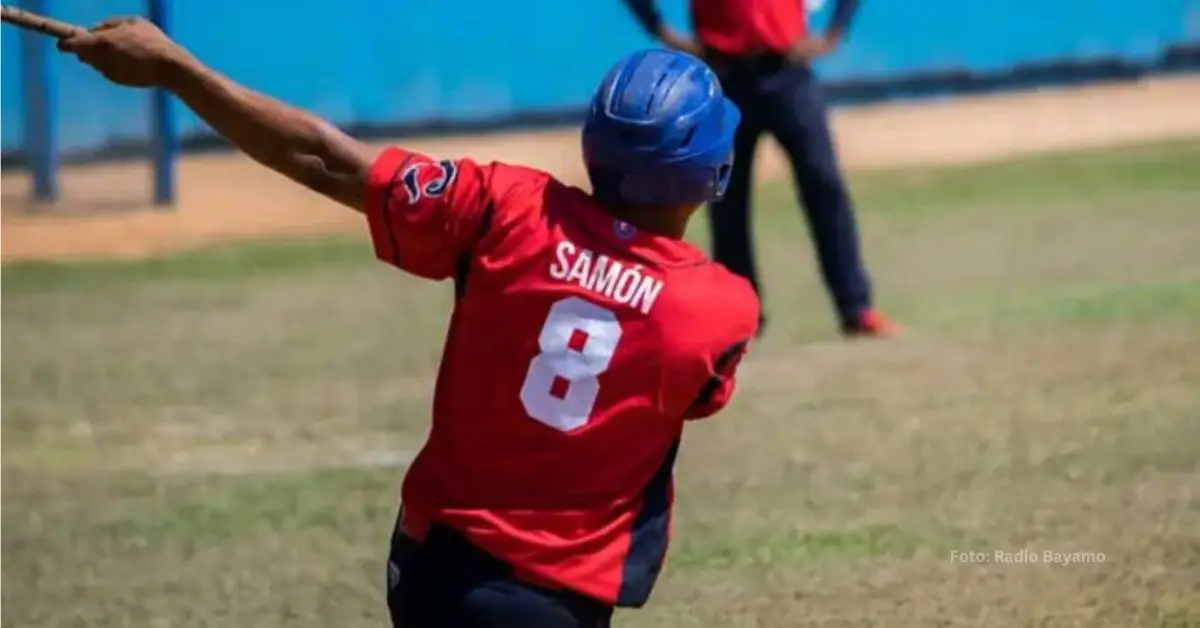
[{"xmin": 681, "ymin": 127, "xmax": 698, "ymax": 147}]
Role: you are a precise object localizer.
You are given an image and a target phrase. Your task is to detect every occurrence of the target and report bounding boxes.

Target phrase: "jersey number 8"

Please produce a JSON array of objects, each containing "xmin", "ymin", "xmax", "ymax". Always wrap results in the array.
[{"xmin": 520, "ymin": 297, "xmax": 623, "ymax": 432}]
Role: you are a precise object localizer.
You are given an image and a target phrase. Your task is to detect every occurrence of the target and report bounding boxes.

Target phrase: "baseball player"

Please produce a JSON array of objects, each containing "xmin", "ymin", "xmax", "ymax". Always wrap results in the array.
[
  {"xmin": 60, "ymin": 18, "xmax": 758, "ymax": 628},
  {"xmin": 622, "ymin": 0, "xmax": 900, "ymax": 338}
]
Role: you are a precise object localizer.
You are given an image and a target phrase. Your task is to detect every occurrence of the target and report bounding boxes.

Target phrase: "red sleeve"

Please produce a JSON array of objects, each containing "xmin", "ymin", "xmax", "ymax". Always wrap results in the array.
[
  {"xmin": 680, "ymin": 270, "xmax": 760, "ymax": 420},
  {"xmin": 363, "ymin": 147, "xmax": 493, "ymax": 280},
  {"xmin": 683, "ymin": 339, "xmax": 751, "ymax": 420}
]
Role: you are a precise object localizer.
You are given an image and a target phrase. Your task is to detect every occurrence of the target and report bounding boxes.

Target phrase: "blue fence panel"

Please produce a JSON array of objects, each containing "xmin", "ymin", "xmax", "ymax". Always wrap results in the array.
[
  {"xmin": 168, "ymin": 0, "xmax": 689, "ymax": 141},
  {"xmin": 1, "ymin": 0, "xmax": 1197, "ymax": 157},
  {"xmin": 809, "ymin": 0, "xmax": 1199, "ymax": 79},
  {"xmin": 1, "ymin": 24, "xmax": 26, "ymax": 151}
]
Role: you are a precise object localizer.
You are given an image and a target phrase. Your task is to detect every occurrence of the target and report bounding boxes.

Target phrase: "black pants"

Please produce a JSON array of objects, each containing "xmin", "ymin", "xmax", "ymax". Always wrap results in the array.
[
  {"xmin": 386, "ymin": 521, "xmax": 614, "ymax": 628},
  {"xmin": 708, "ymin": 53, "xmax": 873, "ymax": 327}
]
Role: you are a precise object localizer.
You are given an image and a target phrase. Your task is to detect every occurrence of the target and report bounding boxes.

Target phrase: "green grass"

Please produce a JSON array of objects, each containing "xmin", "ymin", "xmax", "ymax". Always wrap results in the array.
[
  {"xmin": 4, "ymin": 139, "xmax": 1200, "ymax": 627},
  {"xmin": 0, "ymin": 235, "xmax": 371, "ymax": 294}
]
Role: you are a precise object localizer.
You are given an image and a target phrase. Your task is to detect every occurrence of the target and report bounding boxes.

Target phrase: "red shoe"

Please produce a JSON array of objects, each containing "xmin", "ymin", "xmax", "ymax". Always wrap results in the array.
[{"xmin": 843, "ymin": 308, "xmax": 901, "ymax": 338}]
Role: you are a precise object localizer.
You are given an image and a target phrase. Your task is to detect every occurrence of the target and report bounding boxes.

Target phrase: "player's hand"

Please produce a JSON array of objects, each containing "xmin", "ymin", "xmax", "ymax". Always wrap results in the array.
[
  {"xmin": 655, "ymin": 26, "xmax": 703, "ymax": 58},
  {"xmin": 787, "ymin": 33, "xmax": 840, "ymax": 64},
  {"xmin": 57, "ymin": 17, "xmax": 191, "ymax": 88}
]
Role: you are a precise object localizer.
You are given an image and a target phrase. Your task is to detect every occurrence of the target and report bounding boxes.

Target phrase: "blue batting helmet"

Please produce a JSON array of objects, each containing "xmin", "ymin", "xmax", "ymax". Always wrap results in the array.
[{"xmin": 582, "ymin": 49, "xmax": 740, "ymax": 207}]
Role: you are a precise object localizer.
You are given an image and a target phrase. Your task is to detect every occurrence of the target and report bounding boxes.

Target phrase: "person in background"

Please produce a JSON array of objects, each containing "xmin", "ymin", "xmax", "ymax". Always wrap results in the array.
[{"xmin": 622, "ymin": 0, "xmax": 900, "ymax": 338}]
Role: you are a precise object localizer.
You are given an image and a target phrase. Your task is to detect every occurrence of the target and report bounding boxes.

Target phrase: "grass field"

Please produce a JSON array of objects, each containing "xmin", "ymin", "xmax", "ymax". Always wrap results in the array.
[{"xmin": 3, "ymin": 140, "xmax": 1200, "ymax": 627}]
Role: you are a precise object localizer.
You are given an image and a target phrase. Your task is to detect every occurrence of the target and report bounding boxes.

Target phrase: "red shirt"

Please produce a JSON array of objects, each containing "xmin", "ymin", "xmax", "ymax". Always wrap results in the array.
[
  {"xmin": 691, "ymin": 0, "xmax": 808, "ymax": 55},
  {"xmin": 363, "ymin": 147, "xmax": 759, "ymax": 607}
]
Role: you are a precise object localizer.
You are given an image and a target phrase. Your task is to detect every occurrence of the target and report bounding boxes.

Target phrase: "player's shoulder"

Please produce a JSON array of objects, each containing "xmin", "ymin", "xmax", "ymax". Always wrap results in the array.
[
  {"xmin": 701, "ymin": 264, "xmax": 761, "ymax": 340},
  {"xmin": 454, "ymin": 160, "xmax": 563, "ymax": 224},
  {"xmin": 474, "ymin": 160, "xmax": 555, "ymax": 197},
  {"xmin": 661, "ymin": 261, "xmax": 761, "ymax": 344},
  {"xmin": 471, "ymin": 161, "xmax": 604, "ymax": 234},
  {"xmin": 652, "ymin": 261, "xmax": 758, "ymax": 417},
  {"xmin": 447, "ymin": 160, "xmax": 586, "ymax": 259}
]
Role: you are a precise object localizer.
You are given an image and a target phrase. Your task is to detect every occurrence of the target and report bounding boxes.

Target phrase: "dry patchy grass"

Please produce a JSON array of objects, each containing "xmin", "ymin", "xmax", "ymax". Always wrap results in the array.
[{"xmin": 3, "ymin": 141, "xmax": 1199, "ymax": 627}]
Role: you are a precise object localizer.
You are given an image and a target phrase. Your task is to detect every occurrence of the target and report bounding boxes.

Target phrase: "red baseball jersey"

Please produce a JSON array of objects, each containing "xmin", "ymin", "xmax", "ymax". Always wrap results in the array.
[
  {"xmin": 691, "ymin": 0, "xmax": 808, "ymax": 55},
  {"xmin": 363, "ymin": 147, "xmax": 759, "ymax": 607}
]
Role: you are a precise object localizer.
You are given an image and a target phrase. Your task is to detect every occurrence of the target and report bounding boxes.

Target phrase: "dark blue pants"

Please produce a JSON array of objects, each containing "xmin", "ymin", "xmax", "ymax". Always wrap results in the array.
[
  {"xmin": 386, "ymin": 521, "xmax": 614, "ymax": 628},
  {"xmin": 708, "ymin": 54, "xmax": 873, "ymax": 327}
]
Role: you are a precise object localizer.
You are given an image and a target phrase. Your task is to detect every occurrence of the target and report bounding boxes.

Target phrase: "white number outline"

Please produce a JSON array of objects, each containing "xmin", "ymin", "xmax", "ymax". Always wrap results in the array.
[{"xmin": 519, "ymin": 297, "xmax": 623, "ymax": 432}]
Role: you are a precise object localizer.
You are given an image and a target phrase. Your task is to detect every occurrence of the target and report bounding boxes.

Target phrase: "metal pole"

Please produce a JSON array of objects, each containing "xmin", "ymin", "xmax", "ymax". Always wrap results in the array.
[
  {"xmin": 148, "ymin": 0, "xmax": 176, "ymax": 207},
  {"xmin": 19, "ymin": 0, "xmax": 57, "ymax": 203}
]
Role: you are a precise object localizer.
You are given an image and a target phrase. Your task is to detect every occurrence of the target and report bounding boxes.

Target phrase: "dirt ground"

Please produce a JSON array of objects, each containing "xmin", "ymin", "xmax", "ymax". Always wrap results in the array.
[{"xmin": 3, "ymin": 76, "xmax": 1199, "ymax": 262}]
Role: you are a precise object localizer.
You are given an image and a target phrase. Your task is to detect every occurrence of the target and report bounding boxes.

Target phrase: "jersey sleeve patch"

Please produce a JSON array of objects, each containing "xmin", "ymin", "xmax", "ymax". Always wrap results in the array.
[
  {"xmin": 364, "ymin": 148, "xmax": 493, "ymax": 281},
  {"xmin": 401, "ymin": 159, "xmax": 459, "ymax": 204}
]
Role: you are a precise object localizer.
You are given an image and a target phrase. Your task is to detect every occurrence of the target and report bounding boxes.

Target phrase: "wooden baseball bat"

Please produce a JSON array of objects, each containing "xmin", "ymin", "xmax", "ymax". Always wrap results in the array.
[{"xmin": 1, "ymin": 5, "xmax": 82, "ymax": 39}]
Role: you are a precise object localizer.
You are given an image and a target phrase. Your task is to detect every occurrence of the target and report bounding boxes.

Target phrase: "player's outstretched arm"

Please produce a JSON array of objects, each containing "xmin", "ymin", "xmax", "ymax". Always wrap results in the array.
[{"xmin": 58, "ymin": 18, "xmax": 378, "ymax": 212}]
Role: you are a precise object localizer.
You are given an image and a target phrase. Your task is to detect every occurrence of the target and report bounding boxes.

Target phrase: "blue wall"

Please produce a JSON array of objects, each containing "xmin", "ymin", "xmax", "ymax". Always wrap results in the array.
[{"xmin": 2, "ymin": 0, "xmax": 1198, "ymax": 154}]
